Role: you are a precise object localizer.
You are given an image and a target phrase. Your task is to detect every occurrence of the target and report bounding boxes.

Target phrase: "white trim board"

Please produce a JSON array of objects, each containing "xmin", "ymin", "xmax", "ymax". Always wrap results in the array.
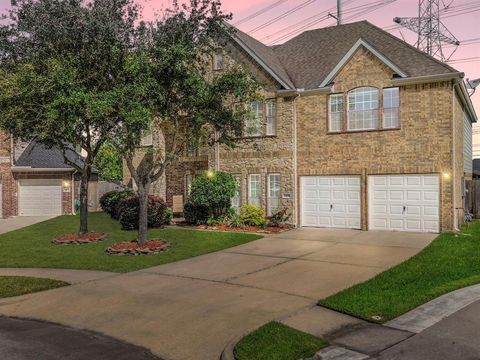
[{"xmin": 319, "ymin": 38, "xmax": 408, "ymax": 88}]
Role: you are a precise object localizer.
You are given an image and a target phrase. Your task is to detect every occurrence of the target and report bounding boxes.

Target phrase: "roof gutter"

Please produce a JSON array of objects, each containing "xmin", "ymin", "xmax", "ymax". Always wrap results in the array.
[
  {"xmin": 277, "ymin": 87, "xmax": 333, "ymax": 97},
  {"xmin": 391, "ymin": 72, "xmax": 464, "ymax": 85},
  {"xmin": 453, "ymin": 79, "xmax": 478, "ymax": 123},
  {"xmin": 11, "ymin": 167, "xmax": 75, "ymax": 173}
]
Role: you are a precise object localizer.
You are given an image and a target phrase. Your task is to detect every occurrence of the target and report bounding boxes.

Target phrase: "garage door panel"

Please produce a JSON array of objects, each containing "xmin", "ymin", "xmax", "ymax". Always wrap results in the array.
[
  {"xmin": 369, "ymin": 175, "xmax": 439, "ymax": 233},
  {"xmin": 301, "ymin": 176, "xmax": 361, "ymax": 229},
  {"xmin": 19, "ymin": 179, "xmax": 62, "ymax": 216}
]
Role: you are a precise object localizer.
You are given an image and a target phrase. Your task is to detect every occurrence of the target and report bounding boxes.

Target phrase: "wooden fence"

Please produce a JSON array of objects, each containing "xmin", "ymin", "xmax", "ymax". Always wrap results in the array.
[
  {"xmin": 465, "ymin": 179, "xmax": 480, "ymax": 218},
  {"xmin": 88, "ymin": 181, "xmax": 124, "ymax": 211}
]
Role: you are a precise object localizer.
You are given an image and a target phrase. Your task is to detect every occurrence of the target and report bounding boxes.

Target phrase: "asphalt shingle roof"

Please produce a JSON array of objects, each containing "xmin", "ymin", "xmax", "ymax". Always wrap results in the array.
[
  {"xmin": 234, "ymin": 21, "xmax": 459, "ymax": 90},
  {"xmin": 16, "ymin": 138, "xmax": 97, "ymax": 172}
]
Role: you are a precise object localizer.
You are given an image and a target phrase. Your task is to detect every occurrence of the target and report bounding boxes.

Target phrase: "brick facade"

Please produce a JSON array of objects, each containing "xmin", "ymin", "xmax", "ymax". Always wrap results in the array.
[{"xmin": 126, "ymin": 43, "xmax": 473, "ymax": 232}]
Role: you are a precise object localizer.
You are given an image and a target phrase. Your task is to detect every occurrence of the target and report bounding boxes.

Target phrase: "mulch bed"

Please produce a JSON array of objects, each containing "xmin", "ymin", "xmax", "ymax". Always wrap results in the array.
[
  {"xmin": 105, "ymin": 240, "xmax": 170, "ymax": 256},
  {"xmin": 52, "ymin": 232, "xmax": 107, "ymax": 245},
  {"xmin": 175, "ymin": 222, "xmax": 290, "ymax": 234}
]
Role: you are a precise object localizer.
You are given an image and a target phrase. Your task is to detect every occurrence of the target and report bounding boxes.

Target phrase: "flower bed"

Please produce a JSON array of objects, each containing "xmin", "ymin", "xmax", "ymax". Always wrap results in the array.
[
  {"xmin": 52, "ymin": 232, "xmax": 106, "ymax": 245},
  {"xmin": 105, "ymin": 240, "xmax": 169, "ymax": 256},
  {"xmin": 175, "ymin": 222, "xmax": 290, "ymax": 234}
]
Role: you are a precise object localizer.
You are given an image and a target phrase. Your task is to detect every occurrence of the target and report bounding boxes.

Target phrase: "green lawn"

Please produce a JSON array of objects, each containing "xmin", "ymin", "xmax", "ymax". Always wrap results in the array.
[
  {"xmin": 0, "ymin": 276, "xmax": 68, "ymax": 298},
  {"xmin": 319, "ymin": 221, "xmax": 480, "ymax": 323},
  {"xmin": 234, "ymin": 322, "xmax": 328, "ymax": 360},
  {"xmin": 0, "ymin": 212, "xmax": 262, "ymax": 273}
]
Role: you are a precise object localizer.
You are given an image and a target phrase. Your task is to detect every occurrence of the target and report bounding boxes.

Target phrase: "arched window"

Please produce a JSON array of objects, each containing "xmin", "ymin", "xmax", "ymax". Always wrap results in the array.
[{"xmin": 347, "ymin": 87, "xmax": 379, "ymax": 130}]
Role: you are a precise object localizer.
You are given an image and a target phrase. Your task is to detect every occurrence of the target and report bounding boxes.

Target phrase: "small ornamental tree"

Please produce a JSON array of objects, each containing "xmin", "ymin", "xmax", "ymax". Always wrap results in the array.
[
  {"xmin": 0, "ymin": 0, "xmax": 140, "ymax": 234},
  {"xmin": 112, "ymin": 0, "xmax": 259, "ymax": 244},
  {"xmin": 187, "ymin": 171, "xmax": 238, "ymax": 218}
]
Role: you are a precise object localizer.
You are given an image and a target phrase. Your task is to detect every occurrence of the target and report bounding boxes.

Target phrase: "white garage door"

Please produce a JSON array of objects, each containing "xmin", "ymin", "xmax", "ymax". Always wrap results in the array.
[
  {"xmin": 19, "ymin": 179, "xmax": 62, "ymax": 216},
  {"xmin": 301, "ymin": 176, "xmax": 361, "ymax": 229},
  {"xmin": 369, "ymin": 175, "xmax": 439, "ymax": 233}
]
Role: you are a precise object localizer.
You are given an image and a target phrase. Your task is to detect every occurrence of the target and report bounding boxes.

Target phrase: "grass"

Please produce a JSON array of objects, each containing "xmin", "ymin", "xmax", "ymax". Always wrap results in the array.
[
  {"xmin": 0, "ymin": 212, "xmax": 262, "ymax": 273},
  {"xmin": 319, "ymin": 221, "xmax": 480, "ymax": 323},
  {"xmin": 234, "ymin": 322, "xmax": 328, "ymax": 360},
  {"xmin": 0, "ymin": 276, "xmax": 68, "ymax": 298}
]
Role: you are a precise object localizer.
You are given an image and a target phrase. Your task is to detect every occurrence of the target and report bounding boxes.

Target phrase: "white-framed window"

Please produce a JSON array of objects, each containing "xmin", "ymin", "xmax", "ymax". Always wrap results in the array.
[
  {"xmin": 213, "ymin": 49, "xmax": 223, "ymax": 70},
  {"xmin": 248, "ymin": 174, "xmax": 261, "ymax": 207},
  {"xmin": 140, "ymin": 127, "xmax": 153, "ymax": 146},
  {"xmin": 231, "ymin": 174, "xmax": 241, "ymax": 212},
  {"xmin": 347, "ymin": 87, "xmax": 379, "ymax": 131},
  {"xmin": 266, "ymin": 100, "xmax": 276, "ymax": 136},
  {"xmin": 329, "ymin": 94, "xmax": 344, "ymax": 132},
  {"xmin": 382, "ymin": 87, "xmax": 400, "ymax": 128},
  {"xmin": 245, "ymin": 101, "xmax": 263, "ymax": 137},
  {"xmin": 267, "ymin": 173, "xmax": 281, "ymax": 216}
]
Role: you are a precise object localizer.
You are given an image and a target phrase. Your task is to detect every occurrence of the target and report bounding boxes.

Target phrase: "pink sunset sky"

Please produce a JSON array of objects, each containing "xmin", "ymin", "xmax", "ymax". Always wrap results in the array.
[{"xmin": 1, "ymin": 0, "xmax": 478, "ymax": 112}]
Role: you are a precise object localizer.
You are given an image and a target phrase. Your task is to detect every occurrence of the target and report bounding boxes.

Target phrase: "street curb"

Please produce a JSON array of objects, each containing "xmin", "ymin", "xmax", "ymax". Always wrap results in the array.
[{"xmin": 219, "ymin": 334, "xmax": 243, "ymax": 360}]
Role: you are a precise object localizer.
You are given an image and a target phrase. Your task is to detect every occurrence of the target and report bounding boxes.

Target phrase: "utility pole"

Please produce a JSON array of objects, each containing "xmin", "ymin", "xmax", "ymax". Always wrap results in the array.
[
  {"xmin": 337, "ymin": 0, "xmax": 342, "ymax": 25},
  {"xmin": 393, "ymin": 0, "xmax": 459, "ymax": 62}
]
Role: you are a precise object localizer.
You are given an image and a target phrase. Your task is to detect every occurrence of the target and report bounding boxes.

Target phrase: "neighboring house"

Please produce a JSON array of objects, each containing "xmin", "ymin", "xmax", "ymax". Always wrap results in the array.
[
  {"xmin": 0, "ymin": 133, "xmax": 98, "ymax": 218},
  {"xmin": 124, "ymin": 20, "xmax": 477, "ymax": 233}
]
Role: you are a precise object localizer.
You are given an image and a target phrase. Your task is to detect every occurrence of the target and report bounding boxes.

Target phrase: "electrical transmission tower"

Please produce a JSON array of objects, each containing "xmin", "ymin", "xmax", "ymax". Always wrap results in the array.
[{"xmin": 393, "ymin": 0, "xmax": 460, "ymax": 62}]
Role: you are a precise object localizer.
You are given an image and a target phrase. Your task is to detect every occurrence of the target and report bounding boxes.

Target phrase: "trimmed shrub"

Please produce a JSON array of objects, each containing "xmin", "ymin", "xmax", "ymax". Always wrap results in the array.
[
  {"xmin": 239, "ymin": 205, "xmax": 267, "ymax": 227},
  {"xmin": 99, "ymin": 190, "xmax": 134, "ymax": 219},
  {"xmin": 183, "ymin": 202, "xmax": 209, "ymax": 225},
  {"xmin": 185, "ymin": 171, "xmax": 238, "ymax": 224},
  {"xmin": 117, "ymin": 195, "xmax": 168, "ymax": 230},
  {"xmin": 165, "ymin": 207, "xmax": 174, "ymax": 225}
]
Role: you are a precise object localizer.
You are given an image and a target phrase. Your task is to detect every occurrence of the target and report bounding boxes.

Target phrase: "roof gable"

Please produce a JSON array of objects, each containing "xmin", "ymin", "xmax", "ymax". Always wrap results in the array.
[{"xmin": 319, "ymin": 38, "xmax": 407, "ymax": 87}]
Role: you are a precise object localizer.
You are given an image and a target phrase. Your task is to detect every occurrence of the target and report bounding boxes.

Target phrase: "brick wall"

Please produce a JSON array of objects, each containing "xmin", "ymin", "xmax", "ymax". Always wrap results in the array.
[{"xmin": 295, "ymin": 47, "xmax": 457, "ymax": 231}]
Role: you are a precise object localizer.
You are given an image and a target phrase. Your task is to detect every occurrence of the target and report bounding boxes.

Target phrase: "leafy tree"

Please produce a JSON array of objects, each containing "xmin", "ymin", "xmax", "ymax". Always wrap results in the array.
[
  {"xmin": 94, "ymin": 143, "xmax": 123, "ymax": 182},
  {"xmin": 112, "ymin": 0, "xmax": 259, "ymax": 244},
  {"xmin": 0, "ymin": 0, "xmax": 140, "ymax": 234}
]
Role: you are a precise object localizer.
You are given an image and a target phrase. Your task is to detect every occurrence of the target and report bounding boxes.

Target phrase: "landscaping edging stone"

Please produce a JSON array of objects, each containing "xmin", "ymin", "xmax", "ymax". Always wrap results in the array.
[{"xmin": 52, "ymin": 232, "xmax": 107, "ymax": 245}]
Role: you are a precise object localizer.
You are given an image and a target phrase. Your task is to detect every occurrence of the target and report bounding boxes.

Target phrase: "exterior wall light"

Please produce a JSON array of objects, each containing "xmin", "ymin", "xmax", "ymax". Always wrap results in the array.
[
  {"xmin": 206, "ymin": 170, "xmax": 215, "ymax": 179},
  {"xmin": 442, "ymin": 172, "xmax": 451, "ymax": 180},
  {"xmin": 63, "ymin": 180, "xmax": 71, "ymax": 188}
]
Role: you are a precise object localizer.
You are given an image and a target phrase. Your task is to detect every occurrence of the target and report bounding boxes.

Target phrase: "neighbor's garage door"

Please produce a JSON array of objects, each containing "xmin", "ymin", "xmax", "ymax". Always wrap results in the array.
[
  {"xmin": 368, "ymin": 175, "xmax": 439, "ymax": 233},
  {"xmin": 301, "ymin": 176, "xmax": 361, "ymax": 229},
  {"xmin": 18, "ymin": 179, "xmax": 62, "ymax": 216}
]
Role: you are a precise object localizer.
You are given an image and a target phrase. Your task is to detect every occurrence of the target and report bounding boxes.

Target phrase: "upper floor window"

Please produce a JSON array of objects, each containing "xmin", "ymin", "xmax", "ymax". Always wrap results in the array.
[
  {"xmin": 329, "ymin": 94, "xmax": 344, "ymax": 132},
  {"xmin": 140, "ymin": 127, "xmax": 153, "ymax": 146},
  {"xmin": 244, "ymin": 99, "xmax": 277, "ymax": 138},
  {"xmin": 348, "ymin": 87, "xmax": 379, "ymax": 131},
  {"xmin": 266, "ymin": 100, "xmax": 276, "ymax": 136},
  {"xmin": 213, "ymin": 49, "xmax": 223, "ymax": 70},
  {"xmin": 382, "ymin": 87, "xmax": 400, "ymax": 128}
]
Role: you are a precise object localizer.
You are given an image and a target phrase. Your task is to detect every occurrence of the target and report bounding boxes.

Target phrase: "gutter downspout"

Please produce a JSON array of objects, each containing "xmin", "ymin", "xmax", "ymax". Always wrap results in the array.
[
  {"xmin": 452, "ymin": 85, "xmax": 458, "ymax": 231},
  {"xmin": 292, "ymin": 93, "xmax": 300, "ymax": 227},
  {"xmin": 71, "ymin": 172, "xmax": 76, "ymax": 215}
]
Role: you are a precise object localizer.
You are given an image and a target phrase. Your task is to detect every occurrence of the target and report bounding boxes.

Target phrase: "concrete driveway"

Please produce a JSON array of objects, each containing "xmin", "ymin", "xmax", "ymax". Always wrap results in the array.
[
  {"xmin": 0, "ymin": 228, "xmax": 435, "ymax": 360},
  {"xmin": 0, "ymin": 216, "xmax": 56, "ymax": 235}
]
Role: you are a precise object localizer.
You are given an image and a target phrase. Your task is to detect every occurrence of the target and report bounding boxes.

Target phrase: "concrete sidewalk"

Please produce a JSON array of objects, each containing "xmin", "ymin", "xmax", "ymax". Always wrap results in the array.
[
  {"xmin": 0, "ymin": 228, "xmax": 434, "ymax": 360},
  {"xmin": 0, "ymin": 216, "xmax": 56, "ymax": 235},
  {"xmin": 376, "ymin": 299, "xmax": 480, "ymax": 359}
]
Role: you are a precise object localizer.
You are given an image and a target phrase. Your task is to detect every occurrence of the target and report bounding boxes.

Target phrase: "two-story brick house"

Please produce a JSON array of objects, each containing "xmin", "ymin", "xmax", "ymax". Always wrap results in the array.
[{"xmin": 130, "ymin": 21, "xmax": 476, "ymax": 233}]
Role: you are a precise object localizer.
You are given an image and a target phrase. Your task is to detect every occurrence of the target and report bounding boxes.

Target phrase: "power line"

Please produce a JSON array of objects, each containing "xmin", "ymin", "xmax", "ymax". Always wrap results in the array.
[{"xmin": 233, "ymin": 0, "xmax": 290, "ymax": 26}]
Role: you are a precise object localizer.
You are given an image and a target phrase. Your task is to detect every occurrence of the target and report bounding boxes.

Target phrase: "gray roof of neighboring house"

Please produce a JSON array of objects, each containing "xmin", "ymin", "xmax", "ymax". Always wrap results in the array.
[
  {"xmin": 233, "ymin": 21, "xmax": 459, "ymax": 90},
  {"xmin": 15, "ymin": 138, "xmax": 98, "ymax": 173}
]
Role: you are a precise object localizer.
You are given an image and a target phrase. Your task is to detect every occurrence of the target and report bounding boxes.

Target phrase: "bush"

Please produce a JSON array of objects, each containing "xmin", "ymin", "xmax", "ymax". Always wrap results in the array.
[
  {"xmin": 269, "ymin": 208, "xmax": 290, "ymax": 227},
  {"xmin": 164, "ymin": 207, "xmax": 173, "ymax": 225},
  {"xmin": 183, "ymin": 202, "xmax": 209, "ymax": 225},
  {"xmin": 239, "ymin": 205, "xmax": 267, "ymax": 227},
  {"xmin": 99, "ymin": 190, "xmax": 134, "ymax": 219},
  {"xmin": 185, "ymin": 171, "xmax": 238, "ymax": 224},
  {"xmin": 117, "ymin": 195, "xmax": 168, "ymax": 230},
  {"xmin": 225, "ymin": 212, "xmax": 245, "ymax": 228}
]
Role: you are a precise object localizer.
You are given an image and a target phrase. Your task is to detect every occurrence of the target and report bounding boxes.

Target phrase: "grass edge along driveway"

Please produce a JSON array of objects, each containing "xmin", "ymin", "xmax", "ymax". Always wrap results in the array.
[
  {"xmin": 319, "ymin": 221, "xmax": 480, "ymax": 323},
  {"xmin": 234, "ymin": 321, "xmax": 328, "ymax": 360},
  {"xmin": 0, "ymin": 276, "xmax": 68, "ymax": 298},
  {"xmin": 0, "ymin": 212, "xmax": 262, "ymax": 273}
]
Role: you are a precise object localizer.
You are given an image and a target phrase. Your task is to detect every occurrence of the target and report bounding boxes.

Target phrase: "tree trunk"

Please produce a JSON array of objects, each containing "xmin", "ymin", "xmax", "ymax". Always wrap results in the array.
[
  {"xmin": 79, "ymin": 166, "xmax": 91, "ymax": 235},
  {"xmin": 137, "ymin": 180, "xmax": 150, "ymax": 245}
]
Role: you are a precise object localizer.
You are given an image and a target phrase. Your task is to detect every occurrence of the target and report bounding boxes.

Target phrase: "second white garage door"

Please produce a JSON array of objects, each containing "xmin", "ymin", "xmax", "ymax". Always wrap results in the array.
[
  {"xmin": 369, "ymin": 174, "xmax": 439, "ymax": 233},
  {"xmin": 19, "ymin": 179, "xmax": 62, "ymax": 216},
  {"xmin": 301, "ymin": 176, "xmax": 361, "ymax": 229}
]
